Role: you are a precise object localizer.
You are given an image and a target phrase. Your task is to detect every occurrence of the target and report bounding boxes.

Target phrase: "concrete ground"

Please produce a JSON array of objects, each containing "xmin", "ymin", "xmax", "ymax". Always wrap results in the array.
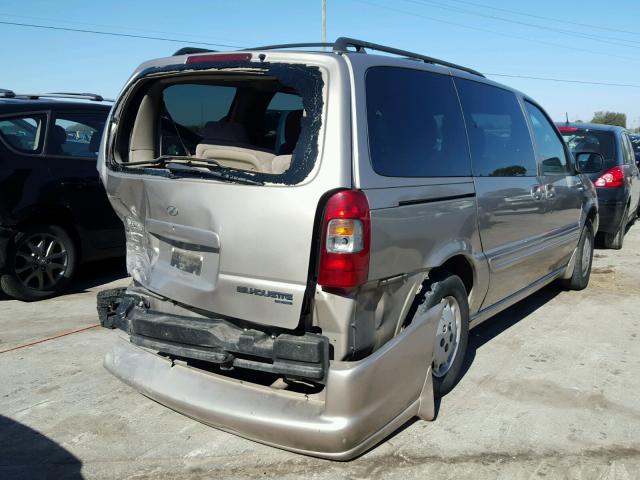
[{"xmin": 1, "ymin": 229, "xmax": 639, "ymax": 480}]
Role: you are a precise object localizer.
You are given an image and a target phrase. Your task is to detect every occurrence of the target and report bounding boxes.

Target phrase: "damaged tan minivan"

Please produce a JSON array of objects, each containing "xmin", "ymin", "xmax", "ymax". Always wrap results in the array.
[{"xmin": 98, "ymin": 38, "xmax": 599, "ymax": 460}]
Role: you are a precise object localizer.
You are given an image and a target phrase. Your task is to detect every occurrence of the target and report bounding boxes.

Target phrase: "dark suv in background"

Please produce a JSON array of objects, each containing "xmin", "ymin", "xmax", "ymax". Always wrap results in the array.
[
  {"xmin": 558, "ymin": 123, "xmax": 640, "ymax": 249},
  {"xmin": 0, "ymin": 90, "xmax": 124, "ymax": 301},
  {"xmin": 630, "ymin": 133, "xmax": 640, "ymax": 164}
]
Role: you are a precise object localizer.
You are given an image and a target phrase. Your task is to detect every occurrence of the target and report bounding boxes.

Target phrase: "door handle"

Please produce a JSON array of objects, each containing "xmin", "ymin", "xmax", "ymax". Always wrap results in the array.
[
  {"xmin": 545, "ymin": 184, "xmax": 556, "ymax": 199},
  {"xmin": 530, "ymin": 185, "xmax": 543, "ymax": 201}
]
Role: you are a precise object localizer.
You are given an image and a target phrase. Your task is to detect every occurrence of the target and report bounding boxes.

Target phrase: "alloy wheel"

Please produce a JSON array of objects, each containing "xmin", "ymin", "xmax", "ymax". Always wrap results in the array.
[{"xmin": 14, "ymin": 233, "xmax": 69, "ymax": 290}]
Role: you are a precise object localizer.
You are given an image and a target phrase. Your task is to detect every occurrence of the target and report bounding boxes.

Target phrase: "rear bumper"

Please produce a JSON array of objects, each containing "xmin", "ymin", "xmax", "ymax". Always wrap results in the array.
[
  {"xmin": 99, "ymin": 291, "xmax": 330, "ymax": 381},
  {"xmin": 597, "ymin": 201, "xmax": 626, "ymax": 233},
  {"xmin": 104, "ymin": 302, "xmax": 441, "ymax": 460}
]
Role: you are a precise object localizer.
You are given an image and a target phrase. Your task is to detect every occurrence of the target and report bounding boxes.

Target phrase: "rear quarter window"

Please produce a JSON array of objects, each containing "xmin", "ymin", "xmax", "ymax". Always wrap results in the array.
[
  {"xmin": 50, "ymin": 112, "xmax": 107, "ymax": 158},
  {"xmin": 365, "ymin": 67, "xmax": 471, "ymax": 177}
]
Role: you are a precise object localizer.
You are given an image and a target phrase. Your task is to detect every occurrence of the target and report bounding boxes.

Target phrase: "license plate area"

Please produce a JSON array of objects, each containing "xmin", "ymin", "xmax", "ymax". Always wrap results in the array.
[{"xmin": 170, "ymin": 247, "xmax": 203, "ymax": 275}]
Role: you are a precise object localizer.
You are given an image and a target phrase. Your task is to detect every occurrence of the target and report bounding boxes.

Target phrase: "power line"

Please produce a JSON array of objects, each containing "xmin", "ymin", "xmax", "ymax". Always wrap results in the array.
[
  {"xmin": 447, "ymin": 0, "xmax": 640, "ymax": 38},
  {"xmin": 3, "ymin": 14, "xmax": 639, "ymax": 90},
  {"xmin": 0, "ymin": 21, "xmax": 243, "ymax": 49},
  {"xmin": 0, "ymin": 13, "xmax": 250, "ymax": 45},
  {"xmin": 403, "ymin": 0, "xmax": 640, "ymax": 49},
  {"xmin": 483, "ymin": 73, "xmax": 640, "ymax": 88},
  {"xmin": 352, "ymin": 0, "xmax": 639, "ymax": 62}
]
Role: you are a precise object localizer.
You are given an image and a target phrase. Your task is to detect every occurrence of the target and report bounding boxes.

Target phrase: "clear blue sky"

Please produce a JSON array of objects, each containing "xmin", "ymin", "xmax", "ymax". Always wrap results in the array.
[{"xmin": 2, "ymin": 0, "xmax": 640, "ymax": 127}]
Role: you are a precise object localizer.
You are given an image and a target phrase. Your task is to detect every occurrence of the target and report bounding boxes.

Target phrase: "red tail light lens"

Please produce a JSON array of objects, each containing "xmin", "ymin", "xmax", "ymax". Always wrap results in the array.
[
  {"xmin": 558, "ymin": 127, "xmax": 578, "ymax": 132},
  {"xmin": 318, "ymin": 190, "xmax": 371, "ymax": 289},
  {"xmin": 594, "ymin": 166, "xmax": 625, "ymax": 187},
  {"xmin": 185, "ymin": 53, "xmax": 252, "ymax": 64}
]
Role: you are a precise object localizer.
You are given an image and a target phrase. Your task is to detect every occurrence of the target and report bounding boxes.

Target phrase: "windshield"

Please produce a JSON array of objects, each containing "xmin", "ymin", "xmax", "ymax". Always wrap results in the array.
[{"xmin": 561, "ymin": 129, "xmax": 616, "ymax": 166}]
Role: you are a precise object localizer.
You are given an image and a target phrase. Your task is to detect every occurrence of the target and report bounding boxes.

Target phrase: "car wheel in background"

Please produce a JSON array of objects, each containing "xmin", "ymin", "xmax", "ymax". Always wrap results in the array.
[
  {"xmin": 602, "ymin": 205, "xmax": 628, "ymax": 250},
  {"xmin": 0, "ymin": 224, "xmax": 78, "ymax": 301},
  {"xmin": 560, "ymin": 221, "xmax": 594, "ymax": 291}
]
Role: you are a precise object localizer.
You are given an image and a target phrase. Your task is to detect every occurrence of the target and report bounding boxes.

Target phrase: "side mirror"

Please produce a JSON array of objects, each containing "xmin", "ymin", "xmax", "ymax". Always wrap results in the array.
[{"xmin": 575, "ymin": 152, "xmax": 604, "ymax": 174}]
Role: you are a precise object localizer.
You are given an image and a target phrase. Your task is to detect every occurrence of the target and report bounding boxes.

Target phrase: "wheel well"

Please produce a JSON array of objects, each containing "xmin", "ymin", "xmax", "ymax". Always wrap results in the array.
[
  {"xmin": 15, "ymin": 212, "xmax": 82, "ymax": 259},
  {"xmin": 433, "ymin": 255, "xmax": 474, "ymax": 295}
]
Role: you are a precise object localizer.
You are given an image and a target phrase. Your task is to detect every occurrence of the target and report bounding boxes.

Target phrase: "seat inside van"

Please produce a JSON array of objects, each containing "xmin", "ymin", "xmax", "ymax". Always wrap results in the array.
[{"xmin": 195, "ymin": 111, "xmax": 302, "ymax": 174}]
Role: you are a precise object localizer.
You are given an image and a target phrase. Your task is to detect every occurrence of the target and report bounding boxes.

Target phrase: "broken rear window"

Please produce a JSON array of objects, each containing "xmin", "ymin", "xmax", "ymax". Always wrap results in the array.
[{"xmin": 111, "ymin": 62, "xmax": 324, "ymax": 185}]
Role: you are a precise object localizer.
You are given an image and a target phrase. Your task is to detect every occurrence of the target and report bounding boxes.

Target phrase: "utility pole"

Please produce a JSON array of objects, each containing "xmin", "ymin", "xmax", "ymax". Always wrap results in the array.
[{"xmin": 322, "ymin": 0, "xmax": 326, "ymax": 46}]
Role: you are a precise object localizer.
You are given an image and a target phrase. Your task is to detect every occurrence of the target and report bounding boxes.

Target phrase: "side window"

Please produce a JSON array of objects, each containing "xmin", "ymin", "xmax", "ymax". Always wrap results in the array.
[
  {"xmin": 622, "ymin": 134, "xmax": 634, "ymax": 165},
  {"xmin": 455, "ymin": 79, "xmax": 536, "ymax": 177},
  {"xmin": 631, "ymin": 136, "xmax": 640, "ymax": 159},
  {"xmin": 50, "ymin": 113, "xmax": 107, "ymax": 158},
  {"xmin": 365, "ymin": 67, "xmax": 471, "ymax": 177},
  {"xmin": 0, "ymin": 114, "xmax": 45, "ymax": 153},
  {"xmin": 524, "ymin": 102, "xmax": 570, "ymax": 175},
  {"xmin": 265, "ymin": 92, "xmax": 304, "ymax": 152}
]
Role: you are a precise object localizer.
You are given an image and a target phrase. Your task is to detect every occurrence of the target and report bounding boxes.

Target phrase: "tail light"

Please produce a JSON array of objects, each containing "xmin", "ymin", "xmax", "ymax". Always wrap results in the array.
[
  {"xmin": 317, "ymin": 190, "xmax": 371, "ymax": 289},
  {"xmin": 558, "ymin": 126, "xmax": 578, "ymax": 132},
  {"xmin": 594, "ymin": 166, "xmax": 625, "ymax": 188}
]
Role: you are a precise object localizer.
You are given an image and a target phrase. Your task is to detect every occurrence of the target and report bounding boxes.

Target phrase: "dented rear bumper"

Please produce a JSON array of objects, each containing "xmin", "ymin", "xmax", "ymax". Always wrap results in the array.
[{"xmin": 103, "ymin": 302, "xmax": 441, "ymax": 460}]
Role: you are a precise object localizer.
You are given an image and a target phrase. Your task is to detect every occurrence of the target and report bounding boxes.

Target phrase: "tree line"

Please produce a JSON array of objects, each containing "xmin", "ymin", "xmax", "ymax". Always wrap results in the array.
[{"xmin": 572, "ymin": 111, "xmax": 639, "ymax": 132}]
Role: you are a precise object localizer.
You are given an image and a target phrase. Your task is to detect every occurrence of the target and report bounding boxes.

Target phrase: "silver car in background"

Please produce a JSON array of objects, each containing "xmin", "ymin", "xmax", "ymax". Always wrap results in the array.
[{"xmin": 97, "ymin": 38, "xmax": 600, "ymax": 460}]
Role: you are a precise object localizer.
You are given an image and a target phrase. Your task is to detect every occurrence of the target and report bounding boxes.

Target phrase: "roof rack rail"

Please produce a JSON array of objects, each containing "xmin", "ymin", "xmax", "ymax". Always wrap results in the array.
[
  {"xmin": 332, "ymin": 37, "xmax": 484, "ymax": 77},
  {"xmin": 173, "ymin": 47, "xmax": 216, "ymax": 56},
  {"xmin": 240, "ymin": 37, "xmax": 483, "ymax": 77},
  {"xmin": 241, "ymin": 42, "xmax": 333, "ymax": 51},
  {"xmin": 1, "ymin": 92, "xmax": 114, "ymax": 102},
  {"xmin": 48, "ymin": 92, "xmax": 113, "ymax": 102}
]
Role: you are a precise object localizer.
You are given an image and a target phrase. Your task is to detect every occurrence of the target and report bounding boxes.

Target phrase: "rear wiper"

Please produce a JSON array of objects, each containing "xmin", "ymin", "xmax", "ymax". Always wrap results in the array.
[
  {"xmin": 165, "ymin": 163, "xmax": 264, "ymax": 185},
  {"xmin": 124, "ymin": 156, "xmax": 264, "ymax": 185},
  {"xmin": 125, "ymin": 155, "xmax": 221, "ymax": 168}
]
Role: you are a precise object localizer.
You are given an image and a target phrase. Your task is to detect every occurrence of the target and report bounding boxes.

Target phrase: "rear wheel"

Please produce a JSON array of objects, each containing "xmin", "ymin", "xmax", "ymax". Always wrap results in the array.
[
  {"xmin": 409, "ymin": 271, "xmax": 469, "ymax": 397},
  {"xmin": 559, "ymin": 221, "xmax": 594, "ymax": 291},
  {"xmin": 0, "ymin": 224, "xmax": 77, "ymax": 301},
  {"xmin": 602, "ymin": 205, "xmax": 628, "ymax": 250}
]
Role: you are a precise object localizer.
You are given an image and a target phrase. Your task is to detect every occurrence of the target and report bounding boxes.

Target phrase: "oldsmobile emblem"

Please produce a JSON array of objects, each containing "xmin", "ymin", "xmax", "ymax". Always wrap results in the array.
[{"xmin": 166, "ymin": 205, "xmax": 179, "ymax": 216}]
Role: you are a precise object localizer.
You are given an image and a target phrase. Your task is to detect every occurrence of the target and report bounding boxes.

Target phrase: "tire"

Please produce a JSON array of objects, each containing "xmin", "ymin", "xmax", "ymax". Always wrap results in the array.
[
  {"xmin": 0, "ymin": 224, "xmax": 78, "ymax": 301},
  {"xmin": 602, "ymin": 205, "xmax": 628, "ymax": 250},
  {"xmin": 559, "ymin": 221, "xmax": 594, "ymax": 291},
  {"xmin": 407, "ymin": 270, "xmax": 469, "ymax": 398}
]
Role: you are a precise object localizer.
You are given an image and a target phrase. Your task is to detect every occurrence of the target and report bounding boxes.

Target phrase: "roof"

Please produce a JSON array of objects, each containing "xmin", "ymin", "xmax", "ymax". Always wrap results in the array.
[
  {"xmin": 0, "ymin": 97, "xmax": 112, "ymax": 114},
  {"xmin": 555, "ymin": 122, "xmax": 626, "ymax": 133},
  {"xmin": 172, "ymin": 37, "xmax": 485, "ymax": 78}
]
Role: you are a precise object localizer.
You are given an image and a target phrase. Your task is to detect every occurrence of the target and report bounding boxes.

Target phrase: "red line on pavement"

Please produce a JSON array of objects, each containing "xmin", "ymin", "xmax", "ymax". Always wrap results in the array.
[{"xmin": 0, "ymin": 323, "xmax": 100, "ymax": 354}]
